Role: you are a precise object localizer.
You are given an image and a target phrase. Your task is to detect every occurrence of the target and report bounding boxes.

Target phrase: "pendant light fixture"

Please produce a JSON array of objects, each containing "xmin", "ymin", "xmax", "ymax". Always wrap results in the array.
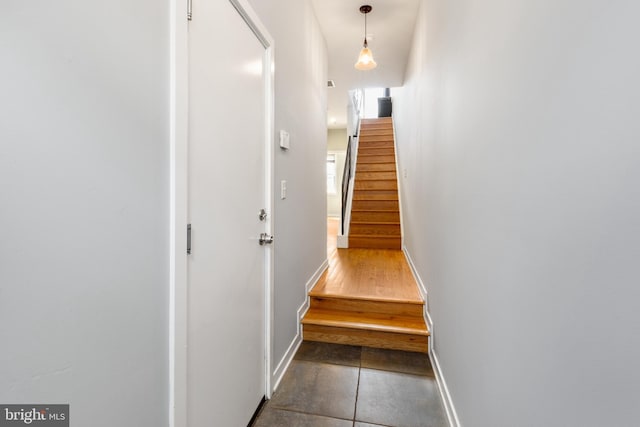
[{"xmin": 354, "ymin": 5, "xmax": 377, "ymax": 71}]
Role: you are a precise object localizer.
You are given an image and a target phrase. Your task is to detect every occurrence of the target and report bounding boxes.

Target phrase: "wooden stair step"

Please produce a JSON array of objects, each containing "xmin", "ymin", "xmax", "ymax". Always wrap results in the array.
[
  {"xmin": 353, "ymin": 190, "xmax": 398, "ymax": 200},
  {"xmin": 361, "ymin": 120, "xmax": 392, "ymax": 126},
  {"xmin": 303, "ymin": 303, "xmax": 428, "ymax": 353},
  {"xmin": 360, "ymin": 132, "xmax": 394, "ymax": 139},
  {"xmin": 361, "ymin": 122, "xmax": 392, "ymax": 130},
  {"xmin": 351, "ymin": 210, "xmax": 400, "ymax": 222},
  {"xmin": 355, "ymin": 171, "xmax": 397, "ymax": 180},
  {"xmin": 309, "ymin": 295, "xmax": 423, "ymax": 317},
  {"xmin": 359, "ymin": 135, "xmax": 394, "ymax": 143},
  {"xmin": 360, "ymin": 126, "xmax": 393, "ymax": 133},
  {"xmin": 357, "ymin": 157, "xmax": 396, "ymax": 164},
  {"xmin": 352, "ymin": 199, "xmax": 399, "ymax": 210},
  {"xmin": 356, "ymin": 162, "xmax": 396, "ymax": 172},
  {"xmin": 358, "ymin": 147, "xmax": 395, "ymax": 156},
  {"xmin": 354, "ymin": 180, "xmax": 397, "ymax": 190},
  {"xmin": 349, "ymin": 226, "xmax": 401, "ymax": 237},
  {"xmin": 304, "ymin": 324, "xmax": 427, "ymax": 353},
  {"xmin": 303, "ymin": 309, "xmax": 428, "ymax": 336},
  {"xmin": 303, "ymin": 323, "xmax": 428, "ymax": 353},
  {"xmin": 349, "ymin": 235, "xmax": 401, "ymax": 250},
  {"xmin": 359, "ymin": 140, "xmax": 395, "ymax": 149},
  {"xmin": 362, "ymin": 117, "xmax": 392, "ymax": 124}
]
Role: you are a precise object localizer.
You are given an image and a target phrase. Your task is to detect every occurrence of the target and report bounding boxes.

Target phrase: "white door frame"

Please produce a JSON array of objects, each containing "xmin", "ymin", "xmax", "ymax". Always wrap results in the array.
[{"xmin": 169, "ymin": 1, "xmax": 274, "ymax": 426}]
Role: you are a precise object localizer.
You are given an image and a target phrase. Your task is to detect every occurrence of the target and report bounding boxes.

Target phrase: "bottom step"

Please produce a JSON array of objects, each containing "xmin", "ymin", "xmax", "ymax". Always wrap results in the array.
[
  {"xmin": 302, "ymin": 309, "xmax": 429, "ymax": 353},
  {"xmin": 304, "ymin": 324, "xmax": 428, "ymax": 353},
  {"xmin": 349, "ymin": 235, "xmax": 401, "ymax": 249}
]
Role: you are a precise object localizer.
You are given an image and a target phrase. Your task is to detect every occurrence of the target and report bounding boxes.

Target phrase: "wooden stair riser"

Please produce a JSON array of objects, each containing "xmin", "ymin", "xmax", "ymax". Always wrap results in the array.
[
  {"xmin": 354, "ymin": 180, "xmax": 397, "ymax": 191},
  {"xmin": 356, "ymin": 171, "xmax": 397, "ymax": 181},
  {"xmin": 350, "ymin": 222, "xmax": 401, "ymax": 236},
  {"xmin": 349, "ymin": 236, "xmax": 401, "ymax": 250},
  {"xmin": 361, "ymin": 122, "xmax": 392, "ymax": 130},
  {"xmin": 303, "ymin": 324, "xmax": 428, "ymax": 353},
  {"xmin": 309, "ymin": 296, "xmax": 423, "ymax": 317},
  {"xmin": 357, "ymin": 155, "xmax": 396, "ymax": 164},
  {"xmin": 359, "ymin": 135, "xmax": 394, "ymax": 143},
  {"xmin": 351, "ymin": 210, "xmax": 400, "ymax": 223},
  {"xmin": 358, "ymin": 140, "xmax": 395, "ymax": 148},
  {"xmin": 353, "ymin": 190, "xmax": 398, "ymax": 201},
  {"xmin": 358, "ymin": 135, "xmax": 394, "ymax": 141},
  {"xmin": 358, "ymin": 147, "xmax": 395, "ymax": 156},
  {"xmin": 356, "ymin": 162, "xmax": 396, "ymax": 172},
  {"xmin": 362, "ymin": 117, "xmax": 392, "ymax": 123},
  {"xmin": 352, "ymin": 199, "xmax": 399, "ymax": 210}
]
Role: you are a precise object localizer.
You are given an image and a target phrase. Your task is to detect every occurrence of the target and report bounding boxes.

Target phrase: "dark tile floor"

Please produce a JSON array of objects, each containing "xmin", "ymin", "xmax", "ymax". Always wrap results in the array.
[{"xmin": 252, "ymin": 342, "xmax": 448, "ymax": 427}]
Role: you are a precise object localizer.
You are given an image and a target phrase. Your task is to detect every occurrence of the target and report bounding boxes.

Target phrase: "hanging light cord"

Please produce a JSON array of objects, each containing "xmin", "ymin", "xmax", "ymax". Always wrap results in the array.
[{"xmin": 363, "ymin": 11, "xmax": 368, "ymax": 47}]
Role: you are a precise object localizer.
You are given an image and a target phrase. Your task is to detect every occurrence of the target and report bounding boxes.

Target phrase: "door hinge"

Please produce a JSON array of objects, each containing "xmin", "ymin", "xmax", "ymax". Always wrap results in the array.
[
  {"xmin": 187, "ymin": 0, "xmax": 192, "ymax": 21},
  {"xmin": 187, "ymin": 224, "xmax": 192, "ymax": 254}
]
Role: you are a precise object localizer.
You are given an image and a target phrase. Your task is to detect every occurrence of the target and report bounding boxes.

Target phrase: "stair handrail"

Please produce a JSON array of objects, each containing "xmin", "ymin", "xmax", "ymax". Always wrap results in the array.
[
  {"xmin": 339, "ymin": 89, "xmax": 365, "ymax": 247},
  {"xmin": 341, "ymin": 136, "xmax": 353, "ymax": 235},
  {"xmin": 347, "ymin": 88, "xmax": 364, "ymax": 138}
]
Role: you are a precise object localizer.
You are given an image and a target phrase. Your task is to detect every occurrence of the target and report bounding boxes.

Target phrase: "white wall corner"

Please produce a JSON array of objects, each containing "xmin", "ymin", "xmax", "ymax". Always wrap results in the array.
[{"xmin": 271, "ymin": 259, "xmax": 329, "ymax": 392}]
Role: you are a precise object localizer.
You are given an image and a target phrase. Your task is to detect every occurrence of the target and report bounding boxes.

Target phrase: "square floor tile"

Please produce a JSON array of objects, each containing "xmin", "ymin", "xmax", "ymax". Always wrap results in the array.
[
  {"xmin": 354, "ymin": 422, "xmax": 387, "ymax": 427},
  {"xmin": 270, "ymin": 360, "xmax": 359, "ymax": 420},
  {"xmin": 356, "ymin": 368, "xmax": 447, "ymax": 427},
  {"xmin": 253, "ymin": 407, "xmax": 352, "ymax": 427},
  {"xmin": 361, "ymin": 347, "xmax": 434, "ymax": 376},
  {"xmin": 295, "ymin": 341, "xmax": 362, "ymax": 367}
]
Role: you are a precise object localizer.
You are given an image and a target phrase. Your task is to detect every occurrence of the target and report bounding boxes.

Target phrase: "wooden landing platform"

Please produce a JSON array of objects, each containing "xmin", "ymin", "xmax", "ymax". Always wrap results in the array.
[
  {"xmin": 303, "ymin": 248, "xmax": 429, "ymax": 353},
  {"xmin": 310, "ymin": 248, "xmax": 422, "ymax": 303}
]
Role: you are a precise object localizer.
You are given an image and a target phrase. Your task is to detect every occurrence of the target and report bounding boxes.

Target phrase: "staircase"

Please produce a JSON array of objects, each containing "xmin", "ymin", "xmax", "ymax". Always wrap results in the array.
[
  {"xmin": 302, "ymin": 249, "xmax": 429, "ymax": 353},
  {"xmin": 349, "ymin": 117, "xmax": 401, "ymax": 250}
]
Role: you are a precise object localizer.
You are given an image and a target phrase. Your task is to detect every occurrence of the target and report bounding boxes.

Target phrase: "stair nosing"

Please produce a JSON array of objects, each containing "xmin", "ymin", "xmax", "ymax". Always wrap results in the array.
[
  {"xmin": 303, "ymin": 312, "xmax": 429, "ymax": 336},
  {"xmin": 308, "ymin": 293, "xmax": 423, "ymax": 305}
]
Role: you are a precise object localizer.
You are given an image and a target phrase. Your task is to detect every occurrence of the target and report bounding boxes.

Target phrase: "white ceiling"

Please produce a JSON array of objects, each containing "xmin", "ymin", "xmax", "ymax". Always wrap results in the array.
[{"xmin": 311, "ymin": 0, "xmax": 420, "ymax": 129}]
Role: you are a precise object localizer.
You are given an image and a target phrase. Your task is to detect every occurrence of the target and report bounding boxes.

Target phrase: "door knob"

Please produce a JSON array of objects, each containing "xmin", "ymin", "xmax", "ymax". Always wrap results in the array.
[{"xmin": 259, "ymin": 233, "xmax": 274, "ymax": 245}]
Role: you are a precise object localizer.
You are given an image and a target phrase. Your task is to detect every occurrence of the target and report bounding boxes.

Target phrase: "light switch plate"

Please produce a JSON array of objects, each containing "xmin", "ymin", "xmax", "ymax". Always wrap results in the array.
[
  {"xmin": 279, "ymin": 130, "xmax": 290, "ymax": 150},
  {"xmin": 280, "ymin": 180, "xmax": 287, "ymax": 199}
]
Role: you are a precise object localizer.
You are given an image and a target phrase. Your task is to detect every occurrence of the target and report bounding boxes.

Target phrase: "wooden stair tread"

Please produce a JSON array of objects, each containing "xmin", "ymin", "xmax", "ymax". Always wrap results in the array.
[
  {"xmin": 351, "ymin": 220, "xmax": 400, "ymax": 225},
  {"xmin": 349, "ymin": 234, "xmax": 401, "ymax": 240},
  {"xmin": 352, "ymin": 208, "xmax": 399, "ymax": 212},
  {"xmin": 353, "ymin": 193, "xmax": 398, "ymax": 200},
  {"xmin": 308, "ymin": 292, "xmax": 423, "ymax": 305},
  {"xmin": 303, "ymin": 309, "xmax": 429, "ymax": 336}
]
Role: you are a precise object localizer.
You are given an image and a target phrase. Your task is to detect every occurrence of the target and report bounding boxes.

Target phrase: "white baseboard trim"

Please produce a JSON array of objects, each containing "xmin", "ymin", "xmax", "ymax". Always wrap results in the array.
[
  {"xmin": 402, "ymin": 246, "xmax": 428, "ymax": 299},
  {"xmin": 430, "ymin": 349, "xmax": 461, "ymax": 427},
  {"xmin": 402, "ymin": 246, "xmax": 433, "ymax": 332},
  {"xmin": 306, "ymin": 259, "xmax": 329, "ymax": 294},
  {"xmin": 270, "ymin": 259, "xmax": 329, "ymax": 392},
  {"xmin": 403, "ymin": 246, "xmax": 460, "ymax": 427},
  {"xmin": 271, "ymin": 323, "xmax": 302, "ymax": 392}
]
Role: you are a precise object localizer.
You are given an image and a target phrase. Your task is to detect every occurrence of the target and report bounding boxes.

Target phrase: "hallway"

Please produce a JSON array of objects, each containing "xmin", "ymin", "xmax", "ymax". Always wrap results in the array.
[{"xmin": 251, "ymin": 219, "xmax": 445, "ymax": 426}]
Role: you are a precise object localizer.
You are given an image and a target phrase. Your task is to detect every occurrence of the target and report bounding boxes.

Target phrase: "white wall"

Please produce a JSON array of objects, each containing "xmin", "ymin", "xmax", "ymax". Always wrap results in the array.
[
  {"xmin": 0, "ymin": 1, "xmax": 169, "ymax": 426},
  {"xmin": 394, "ymin": 0, "xmax": 640, "ymax": 426},
  {"xmin": 327, "ymin": 128, "xmax": 348, "ymax": 217},
  {"xmin": 247, "ymin": 0, "xmax": 329, "ymax": 372}
]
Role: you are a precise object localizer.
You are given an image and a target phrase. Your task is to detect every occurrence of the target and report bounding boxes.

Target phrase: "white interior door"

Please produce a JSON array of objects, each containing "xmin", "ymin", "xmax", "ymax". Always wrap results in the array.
[{"xmin": 187, "ymin": 1, "xmax": 271, "ymax": 425}]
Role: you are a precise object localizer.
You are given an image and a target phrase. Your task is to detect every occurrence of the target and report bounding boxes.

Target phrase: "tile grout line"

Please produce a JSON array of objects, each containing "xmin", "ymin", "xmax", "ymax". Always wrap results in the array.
[{"xmin": 352, "ymin": 348, "xmax": 363, "ymax": 425}]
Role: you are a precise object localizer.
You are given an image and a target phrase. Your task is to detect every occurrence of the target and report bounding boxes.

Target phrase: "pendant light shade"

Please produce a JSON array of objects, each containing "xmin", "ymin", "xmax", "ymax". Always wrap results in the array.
[{"xmin": 354, "ymin": 5, "xmax": 377, "ymax": 71}]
